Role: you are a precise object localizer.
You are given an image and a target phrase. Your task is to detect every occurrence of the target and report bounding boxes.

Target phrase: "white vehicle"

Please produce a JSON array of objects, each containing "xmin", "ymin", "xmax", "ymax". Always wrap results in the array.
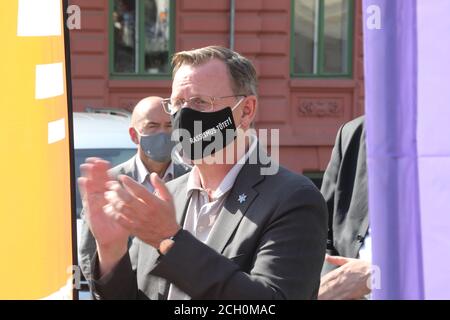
[
  {"xmin": 73, "ymin": 110, "xmax": 137, "ymax": 218},
  {"xmin": 73, "ymin": 110, "xmax": 136, "ymax": 299}
]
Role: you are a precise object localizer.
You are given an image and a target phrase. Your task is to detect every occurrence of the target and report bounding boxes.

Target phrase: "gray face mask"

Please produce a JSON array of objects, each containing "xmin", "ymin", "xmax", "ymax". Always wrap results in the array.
[{"xmin": 137, "ymin": 131, "xmax": 175, "ymax": 163}]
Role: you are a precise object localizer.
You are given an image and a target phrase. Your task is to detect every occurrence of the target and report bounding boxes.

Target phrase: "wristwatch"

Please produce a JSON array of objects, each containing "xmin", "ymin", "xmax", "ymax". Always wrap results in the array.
[{"xmin": 157, "ymin": 229, "xmax": 183, "ymax": 256}]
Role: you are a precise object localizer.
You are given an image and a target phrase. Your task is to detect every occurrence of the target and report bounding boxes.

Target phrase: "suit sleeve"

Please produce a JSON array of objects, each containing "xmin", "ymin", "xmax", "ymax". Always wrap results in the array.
[
  {"xmin": 89, "ymin": 238, "xmax": 141, "ymax": 300},
  {"xmin": 78, "ymin": 208, "xmax": 97, "ymax": 282},
  {"xmin": 320, "ymin": 125, "xmax": 343, "ymax": 254},
  {"xmin": 150, "ymin": 186, "xmax": 328, "ymax": 300}
]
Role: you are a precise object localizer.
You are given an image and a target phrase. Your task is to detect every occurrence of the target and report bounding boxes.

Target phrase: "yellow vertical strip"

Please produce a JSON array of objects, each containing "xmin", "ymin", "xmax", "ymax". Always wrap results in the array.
[{"xmin": 0, "ymin": 0, "xmax": 73, "ymax": 299}]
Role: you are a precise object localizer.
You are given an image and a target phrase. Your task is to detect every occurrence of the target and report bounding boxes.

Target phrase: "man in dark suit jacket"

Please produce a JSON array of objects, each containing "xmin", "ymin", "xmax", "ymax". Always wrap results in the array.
[
  {"xmin": 79, "ymin": 46, "xmax": 328, "ymax": 300},
  {"xmin": 319, "ymin": 116, "xmax": 372, "ymax": 300},
  {"xmin": 78, "ymin": 97, "xmax": 190, "ymax": 281}
]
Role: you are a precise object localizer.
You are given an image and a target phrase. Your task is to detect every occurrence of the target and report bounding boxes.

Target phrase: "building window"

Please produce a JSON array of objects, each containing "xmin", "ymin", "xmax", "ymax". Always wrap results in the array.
[
  {"xmin": 291, "ymin": 0, "xmax": 354, "ymax": 77},
  {"xmin": 110, "ymin": 0, "xmax": 174, "ymax": 77}
]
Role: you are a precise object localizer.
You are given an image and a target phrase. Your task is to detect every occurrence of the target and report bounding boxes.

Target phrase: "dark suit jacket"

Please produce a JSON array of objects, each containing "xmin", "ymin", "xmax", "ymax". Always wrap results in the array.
[
  {"xmin": 321, "ymin": 116, "xmax": 369, "ymax": 268},
  {"xmin": 89, "ymin": 148, "xmax": 328, "ymax": 300},
  {"xmin": 78, "ymin": 155, "xmax": 190, "ymax": 281}
]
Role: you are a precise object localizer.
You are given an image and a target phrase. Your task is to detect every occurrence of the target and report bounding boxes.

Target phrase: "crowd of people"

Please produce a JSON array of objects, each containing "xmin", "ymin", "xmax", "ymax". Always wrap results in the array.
[{"xmin": 78, "ymin": 45, "xmax": 371, "ymax": 300}]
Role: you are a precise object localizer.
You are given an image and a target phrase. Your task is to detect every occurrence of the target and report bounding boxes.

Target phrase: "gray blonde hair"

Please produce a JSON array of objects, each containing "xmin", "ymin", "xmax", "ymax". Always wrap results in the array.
[{"xmin": 172, "ymin": 46, "xmax": 258, "ymax": 96}]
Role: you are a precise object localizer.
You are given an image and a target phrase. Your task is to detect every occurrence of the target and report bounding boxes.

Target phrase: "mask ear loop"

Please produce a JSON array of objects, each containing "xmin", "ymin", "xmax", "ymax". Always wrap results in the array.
[
  {"xmin": 231, "ymin": 97, "xmax": 246, "ymax": 130},
  {"xmin": 132, "ymin": 127, "xmax": 144, "ymax": 147},
  {"xmin": 134, "ymin": 127, "xmax": 147, "ymax": 137}
]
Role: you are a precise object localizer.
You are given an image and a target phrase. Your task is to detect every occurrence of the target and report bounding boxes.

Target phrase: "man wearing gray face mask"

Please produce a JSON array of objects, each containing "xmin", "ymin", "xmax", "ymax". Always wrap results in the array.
[
  {"xmin": 129, "ymin": 96, "xmax": 184, "ymax": 192},
  {"xmin": 78, "ymin": 96, "xmax": 190, "ymax": 283}
]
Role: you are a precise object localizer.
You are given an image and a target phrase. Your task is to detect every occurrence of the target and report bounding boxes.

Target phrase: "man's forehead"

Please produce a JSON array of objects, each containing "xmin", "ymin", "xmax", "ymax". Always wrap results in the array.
[
  {"xmin": 135, "ymin": 114, "xmax": 169, "ymax": 128},
  {"xmin": 133, "ymin": 98, "xmax": 167, "ymax": 124},
  {"xmin": 140, "ymin": 106, "xmax": 166, "ymax": 119},
  {"xmin": 172, "ymin": 60, "xmax": 231, "ymax": 94},
  {"xmin": 177, "ymin": 59, "xmax": 229, "ymax": 79},
  {"xmin": 141, "ymin": 118, "xmax": 170, "ymax": 125}
]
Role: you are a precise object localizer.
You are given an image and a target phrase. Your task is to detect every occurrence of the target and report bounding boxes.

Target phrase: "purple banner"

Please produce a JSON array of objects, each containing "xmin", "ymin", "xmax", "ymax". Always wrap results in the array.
[
  {"xmin": 416, "ymin": 0, "xmax": 450, "ymax": 300},
  {"xmin": 363, "ymin": 0, "xmax": 423, "ymax": 300},
  {"xmin": 363, "ymin": 0, "xmax": 450, "ymax": 299}
]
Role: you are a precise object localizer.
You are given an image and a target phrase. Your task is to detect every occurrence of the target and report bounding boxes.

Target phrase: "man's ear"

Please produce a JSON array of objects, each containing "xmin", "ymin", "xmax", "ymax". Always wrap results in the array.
[
  {"xmin": 129, "ymin": 127, "xmax": 139, "ymax": 145},
  {"xmin": 240, "ymin": 95, "xmax": 257, "ymax": 129}
]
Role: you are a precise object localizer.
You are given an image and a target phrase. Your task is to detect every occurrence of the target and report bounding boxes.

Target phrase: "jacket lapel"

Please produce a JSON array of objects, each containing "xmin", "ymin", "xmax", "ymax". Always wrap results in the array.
[
  {"xmin": 173, "ymin": 162, "xmax": 191, "ymax": 178},
  {"xmin": 137, "ymin": 174, "xmax": 190, "ymax": 299},
  {"xmin": 117, "ymin": 155, "xmax": 139, "ymax": 181},
  {"xmin": 171, "ymin": 175, "xmax": 190, "ymax": 225},
  {"xmin": 157, "ymin": 146, "xmax": 269, "ymax": 297},
  {"xmin": 160, "ymin": 175, "xmax": 190, "ymax": 299},
  {"xmin": 206, "ymin": 157, "xmax": 266, "ymax": 254}
]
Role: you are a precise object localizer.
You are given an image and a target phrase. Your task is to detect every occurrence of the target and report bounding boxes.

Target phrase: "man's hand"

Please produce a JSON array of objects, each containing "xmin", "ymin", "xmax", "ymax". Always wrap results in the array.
[
  {"xmin": 104, "ymin": 172, "xmax": 181, "ymax": 249},
  {"xmin": 318, "ymin": 255, "xmax": 371, "ymax": 300},
  {"xmin": 78, "ymin": 158, "xmax": 130, "ymax": 276}
]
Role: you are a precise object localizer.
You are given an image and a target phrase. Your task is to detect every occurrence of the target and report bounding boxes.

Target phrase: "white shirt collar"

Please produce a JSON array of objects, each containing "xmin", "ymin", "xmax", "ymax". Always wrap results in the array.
[
  {"xmin": 135, "ymin": 155, "xmax": 174, "ymax": 184},
  {"xmin": 186, "ymin": 135, "xmax": 258, "ymax": 199}
]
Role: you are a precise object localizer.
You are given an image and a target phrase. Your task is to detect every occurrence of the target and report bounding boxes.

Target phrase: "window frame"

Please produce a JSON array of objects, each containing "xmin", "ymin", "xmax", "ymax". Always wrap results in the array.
[
  {"xmin": 108, "ymin": 0, "xmax": 176, "ymax": 80},
  {"xmin": 290, "ymin": 0, "xmax": 354, "ymax": 78}
]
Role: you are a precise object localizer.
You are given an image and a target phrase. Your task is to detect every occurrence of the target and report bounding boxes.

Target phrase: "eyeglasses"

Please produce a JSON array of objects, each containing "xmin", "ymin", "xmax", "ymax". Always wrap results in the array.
[{"xmin": 161, "ymin": 95, "xmax": 246, "ymax": 115}]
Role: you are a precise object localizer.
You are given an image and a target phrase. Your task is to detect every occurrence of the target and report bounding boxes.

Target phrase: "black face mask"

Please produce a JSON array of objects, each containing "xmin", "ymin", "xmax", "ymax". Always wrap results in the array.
[{"xmin": 171, "ymin": 105, "xmax": 240, "ymax": 160}]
